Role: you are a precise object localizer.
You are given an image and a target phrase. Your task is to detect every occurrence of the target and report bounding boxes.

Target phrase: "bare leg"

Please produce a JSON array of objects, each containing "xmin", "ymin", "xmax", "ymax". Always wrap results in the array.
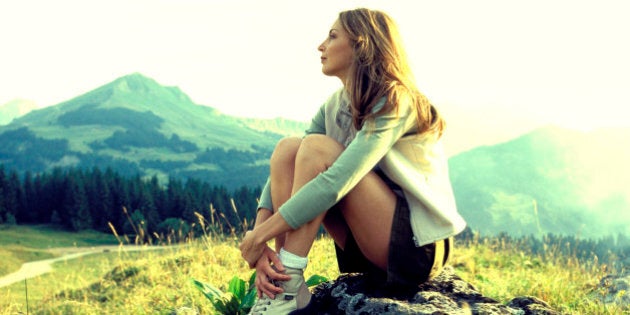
[
  {"xmin": 281, "ymin": 134, "xmax": 341, "ymax": 256},
  {"xmin": 250, "ymin": 134, "xmax": 396, "ymax": 311},
  {"xmin": 268, "ymin": 137, "xmax": 302, "ymax": 252},
  {"xmin": 283, "ymin": 135, "xmax": 396, "ymax": 270}
]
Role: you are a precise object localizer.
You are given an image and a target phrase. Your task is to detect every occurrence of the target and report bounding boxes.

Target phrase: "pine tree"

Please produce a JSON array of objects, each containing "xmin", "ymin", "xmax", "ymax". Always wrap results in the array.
[
  {"xmin": 138, "ymin": 183, "xmax": 160, "ymax": 233},
  {"xmin": 45, "ymin": 168, "xmax": 67, "ymax": 224},
  {"xmin": 147, "ymin": 175, "xmax": 166, "ymax": 221},
  {"xmin": 6, "ymin": 170, "xmax": 22, "ymax": 224},
  {"xmin": 166, "ymin": 177, "xmax": 185, "ymax": 219},
  {"xmin": 0, "ymin": 166, "xmax": 6, "ymax": 224},
  {"xmin": 21, "ymin": 171, "xmax": 37, "ymax": 223},
  {"xmin": 32, "ymin": 172, "xmax": 49, "ymax": 223},
  {"xmin": 86, "ymin": 167, "xmax": 113, "ymax": 232},
  {"xmin": 105, "ymin": 168, "xmax": 130, "ymax": 231},
  {"xmin": 64, "ymin": 173, "xmax": 92, "ymax": 231}
]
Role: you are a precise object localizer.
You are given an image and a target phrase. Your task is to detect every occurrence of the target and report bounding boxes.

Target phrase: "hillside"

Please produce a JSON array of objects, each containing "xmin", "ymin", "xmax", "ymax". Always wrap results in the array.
[
  {"xmin": 449, "ymin": 125, "xmax": 630, "ymax": 238},
  {"xmin": 0, "ymin": 73, "xmax": 308, "ymax": 189},
  {"xmin": 0, "ymin": 99, "xmax": 41, "ymax": 125}
]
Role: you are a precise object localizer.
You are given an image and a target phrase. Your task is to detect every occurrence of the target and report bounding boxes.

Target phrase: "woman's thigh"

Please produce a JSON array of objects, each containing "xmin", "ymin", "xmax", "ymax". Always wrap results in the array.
[{"xmin": 334, "ymin": 171, "xmax": 397, "ymax": 270}]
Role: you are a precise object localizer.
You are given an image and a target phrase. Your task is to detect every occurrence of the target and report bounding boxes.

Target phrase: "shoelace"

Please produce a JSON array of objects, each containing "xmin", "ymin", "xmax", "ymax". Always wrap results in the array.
[
  {"xmin": 250, "ymin": 279, "xmax": 280, "ymax": 314},
  {"xmin": 250, "ymin": 297, "xmax": 272, "ymax": 314}
]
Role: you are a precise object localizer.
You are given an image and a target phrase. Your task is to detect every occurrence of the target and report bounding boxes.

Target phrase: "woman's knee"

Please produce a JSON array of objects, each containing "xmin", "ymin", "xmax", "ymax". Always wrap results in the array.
[
  {"xmin": 270, "ymin": 137, "xmax": 302, "ymax": 167},
  {"xmin": 297, "ymin": 135, "xmax": 344, "ymax": 164}
]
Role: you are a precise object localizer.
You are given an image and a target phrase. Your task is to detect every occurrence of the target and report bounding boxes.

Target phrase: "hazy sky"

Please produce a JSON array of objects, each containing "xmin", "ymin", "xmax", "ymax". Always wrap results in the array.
[{"xmin": 1, "ymin": 0, "xmax": 628, "ymax": 131}]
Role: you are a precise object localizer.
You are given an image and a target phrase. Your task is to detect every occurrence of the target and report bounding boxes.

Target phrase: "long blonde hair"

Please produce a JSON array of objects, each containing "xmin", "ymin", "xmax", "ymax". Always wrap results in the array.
[{"xmin": 339, "ymin": 8, "xmax": 444, "ymax": 136}]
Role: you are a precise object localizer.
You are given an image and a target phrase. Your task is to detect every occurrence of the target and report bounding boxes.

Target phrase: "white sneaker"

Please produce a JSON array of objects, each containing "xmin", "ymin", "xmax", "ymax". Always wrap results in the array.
[{"xmin": 248, "ymin": 267, "xmax": 312, "ymax": 315}]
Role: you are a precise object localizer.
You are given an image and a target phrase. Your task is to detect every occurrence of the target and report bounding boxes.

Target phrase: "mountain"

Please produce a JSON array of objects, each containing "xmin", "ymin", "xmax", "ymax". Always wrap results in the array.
[
  {"xmin": 439, "ymin": 102, "xmax": 543, "ymax": 157},
  {"xmin": 449, "ymin": 125, "xmax": 630, "ymax": 239},
  {"xmin": 0, "ymin": 99, "xmax": 41, "ymax": 125},
  {"xmin": 2, "ymin": 74, "xmax": 628, "ymax": 239},
  {"xmin": 0, "ymin": 73, "xmax": 308, "ymax": 189}
]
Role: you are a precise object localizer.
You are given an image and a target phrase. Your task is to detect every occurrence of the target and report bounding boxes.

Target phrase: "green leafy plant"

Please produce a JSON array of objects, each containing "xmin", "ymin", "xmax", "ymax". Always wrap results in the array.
[
  {"xmin": 193, "ymin": 272, "xmax": 328, "ymax": 315},
  {"xmin": 193, "ymin": 273, "xmax": 257, "ymax": 315}
]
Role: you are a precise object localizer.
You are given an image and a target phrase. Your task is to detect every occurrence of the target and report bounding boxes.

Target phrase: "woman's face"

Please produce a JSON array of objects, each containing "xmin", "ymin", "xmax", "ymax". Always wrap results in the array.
[{"xmin": 318, "ymin": 19, "xmax": 354, "ymax": 82}]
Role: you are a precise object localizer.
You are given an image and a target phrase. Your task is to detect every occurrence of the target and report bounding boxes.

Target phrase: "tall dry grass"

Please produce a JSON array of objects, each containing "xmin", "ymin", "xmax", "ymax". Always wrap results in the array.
[{"xmin": 1, "ymin": 204, "xmax": 627, "ymax": 314}]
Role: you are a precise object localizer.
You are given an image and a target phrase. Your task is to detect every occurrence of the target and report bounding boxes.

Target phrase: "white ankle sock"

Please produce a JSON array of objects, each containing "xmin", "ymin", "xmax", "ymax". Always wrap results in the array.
[{"xmin": 279, "ymin": 248, "xmax": 308, "ymax": 269}]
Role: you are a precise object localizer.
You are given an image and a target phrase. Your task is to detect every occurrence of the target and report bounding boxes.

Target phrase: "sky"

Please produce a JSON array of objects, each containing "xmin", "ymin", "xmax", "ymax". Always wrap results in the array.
[{"xmin": 1, "ymin": 0, "xmax": 629, "ymax": 132}]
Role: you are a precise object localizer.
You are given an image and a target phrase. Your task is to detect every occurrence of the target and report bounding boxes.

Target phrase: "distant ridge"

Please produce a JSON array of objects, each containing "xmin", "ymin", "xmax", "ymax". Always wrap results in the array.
[
  {"xmin": 0, "ymin": 73, "xmax": 308, "ymax": 189},
  {"xmin": 449, "ymin": 125, "xmax": 630, "ymax": 238},
  {"xmin": 0, "ymin": 99, "xmax": 41, "ymax": 125}
]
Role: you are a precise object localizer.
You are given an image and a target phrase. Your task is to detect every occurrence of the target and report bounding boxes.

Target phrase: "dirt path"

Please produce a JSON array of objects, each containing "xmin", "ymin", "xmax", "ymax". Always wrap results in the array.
[{"xmin": 0, "ymin": 245, "xmax": 166, "ymax": 288}]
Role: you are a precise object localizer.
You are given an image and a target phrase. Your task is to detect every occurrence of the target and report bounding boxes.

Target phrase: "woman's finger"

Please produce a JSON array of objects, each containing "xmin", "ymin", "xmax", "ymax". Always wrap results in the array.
[
  {"xmin": 256, "ymin": 267, "xmax": 283, "ymax": 298},
  {"xmin": 265, "ymin": 247, "xmax": 285, "ymax": 272},
  {"xmin": 261, "ymin": 248, "xmax": 291, "ymax": 281},
  {"xmin": 260, "ymin": 275, "xmax": 284, "ymax": 297}
]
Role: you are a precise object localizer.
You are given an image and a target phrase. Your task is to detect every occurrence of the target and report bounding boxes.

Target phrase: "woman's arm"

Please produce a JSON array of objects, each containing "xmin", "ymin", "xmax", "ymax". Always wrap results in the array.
[
  {"xmin": 240, "ymin": 211, "xmax": 292, "ymax": 268},
  {"xmin": 244, "ymin": 99, "xmax": 415, "ymax": 256},
  {"xmin": 278, "ymin": 99, "xmax": 415, "ymax": 229}
]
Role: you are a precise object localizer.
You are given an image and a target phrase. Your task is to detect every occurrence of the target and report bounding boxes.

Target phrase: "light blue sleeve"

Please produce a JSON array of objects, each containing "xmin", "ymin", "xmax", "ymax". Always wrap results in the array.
[
  {"xmin": 305, "ymin": 103, "xmax": 326, "ymax": 136},
  {"xmin": 278, "ymin": 100, "xmax": 415, "ymax": 228},
  {"xmin": 257, "ymin": 177, "xmax": 273, "ymax": 211}
]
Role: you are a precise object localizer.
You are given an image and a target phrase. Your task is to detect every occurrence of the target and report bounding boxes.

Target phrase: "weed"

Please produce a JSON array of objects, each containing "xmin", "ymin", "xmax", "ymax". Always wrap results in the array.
[{"xmin": 193, "ymin": 273, "xmax": 257, "ymax": 315}]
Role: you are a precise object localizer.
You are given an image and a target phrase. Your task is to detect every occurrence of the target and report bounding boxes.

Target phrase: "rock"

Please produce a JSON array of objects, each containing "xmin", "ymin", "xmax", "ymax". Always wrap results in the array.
[
  {"xmin": 592, "ymin": 272, "xmax": 630, "ymax": 306},
  {"xmin": 291, "ymin": 266, "xmax": 557, "ymax": 315}
]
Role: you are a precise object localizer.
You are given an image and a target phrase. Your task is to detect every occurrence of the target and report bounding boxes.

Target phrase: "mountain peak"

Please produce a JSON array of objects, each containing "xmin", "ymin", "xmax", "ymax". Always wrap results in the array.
[
  {"xmin": 121, "ymin": 72, "xmax": 150, "ymax": 80},
  {"xmin": 110, "ymin": 73, "xmax": 164, "ymax": 93},
  {"xmin": 87, "ymin": 73, "xmax": 195, "ymax": 109}
]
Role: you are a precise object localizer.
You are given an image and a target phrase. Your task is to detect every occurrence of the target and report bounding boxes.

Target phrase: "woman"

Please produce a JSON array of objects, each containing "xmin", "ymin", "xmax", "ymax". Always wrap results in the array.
[{"xmin": 240, "ymin": 8, "xmax": 466, "ymax": 315}]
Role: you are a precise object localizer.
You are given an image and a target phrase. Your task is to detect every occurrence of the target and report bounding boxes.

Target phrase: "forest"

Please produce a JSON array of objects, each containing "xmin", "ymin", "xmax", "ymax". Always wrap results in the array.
[
  {"xmin": 0, "ymin": 164, "xmax": 628, "ymax": 268},
  {"xmin": 0, "ymin": 165, "xmax": 260, "ymax": 240}
]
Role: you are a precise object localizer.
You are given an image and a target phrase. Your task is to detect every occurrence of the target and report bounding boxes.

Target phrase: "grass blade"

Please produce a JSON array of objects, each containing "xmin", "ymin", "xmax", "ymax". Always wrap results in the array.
[
  {"xmin": 192, "ymin": 278, "xmax": 224, "ymax": 300},
  {"xmin": 306, "ymin": 274, "xmax": 328, "ymax": 287},
  {"xmin": 228, "ymin": 276, "xmax": 246, "ymax": 301}
]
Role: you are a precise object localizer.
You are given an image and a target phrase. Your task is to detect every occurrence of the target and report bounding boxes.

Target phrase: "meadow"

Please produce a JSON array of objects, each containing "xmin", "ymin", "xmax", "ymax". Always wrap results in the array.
[{"xmin": 0, "ymin": 224, "xmax": 627, "ymax": 314}]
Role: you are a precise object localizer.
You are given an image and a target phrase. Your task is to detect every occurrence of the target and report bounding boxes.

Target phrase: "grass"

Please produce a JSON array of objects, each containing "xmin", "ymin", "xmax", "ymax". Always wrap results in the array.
[
  {"xmin": 0, "ymin": 237, "xmax": 338, "ymax": 314},
  {"xmin": 451, "ymin": 237, "xmax": 625, "ymax": 314},
  {"xmin": 0, "ymin": 246, "xmax": 56, "ymax": 277},
  {"xmin": 0, "ymin": 223, "xmax": 627, "ymax": 314},
  {"xmin": 0, "ymin": 225, "xmax": 118, "ymax": 276},
  {"xmin": 2, "ymin": 250, "xmax": 154, "ymax": 309}
]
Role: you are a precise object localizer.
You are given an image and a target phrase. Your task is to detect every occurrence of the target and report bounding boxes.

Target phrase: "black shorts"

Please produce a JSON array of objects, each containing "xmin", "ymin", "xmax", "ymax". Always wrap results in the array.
[{"xmin": 334, "ymin": 193, "xmax": 451, "ymax": 289}]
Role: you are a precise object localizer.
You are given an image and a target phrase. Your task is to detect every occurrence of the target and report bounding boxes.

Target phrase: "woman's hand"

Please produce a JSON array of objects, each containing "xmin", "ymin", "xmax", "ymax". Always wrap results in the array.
[
  {"xmin": 253, "ymin": 246, "xmax": 291, "ymax": 298},
  {"xmin": 241, "ymin": 212, "xmax": 292, "ymax": 268},
  {"xmin": 240, "ymin": 230, "xmax": 266, "ymax": 268},
  {"xmin": 240, "ymin": 214, "xmax": 294, "ymax": 297}
]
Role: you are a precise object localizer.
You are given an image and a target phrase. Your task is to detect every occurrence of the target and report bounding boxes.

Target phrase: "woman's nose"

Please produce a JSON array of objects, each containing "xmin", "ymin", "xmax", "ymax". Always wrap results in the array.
[{"xmin": 318, "ymin": 41, "xmax": 325, "ymax": 52}]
